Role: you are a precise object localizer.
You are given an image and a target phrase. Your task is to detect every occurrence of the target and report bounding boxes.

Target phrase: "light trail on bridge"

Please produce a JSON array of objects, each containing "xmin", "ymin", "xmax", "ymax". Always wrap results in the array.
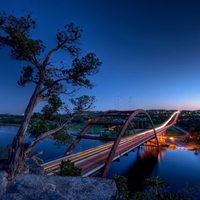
[
  {"xmin": 138, "ymin": 110, "xmax": 180, "ymax": 137},
  {"xmin": 42, "ymin": 110, "xmax": 180, "ymax": 177}
]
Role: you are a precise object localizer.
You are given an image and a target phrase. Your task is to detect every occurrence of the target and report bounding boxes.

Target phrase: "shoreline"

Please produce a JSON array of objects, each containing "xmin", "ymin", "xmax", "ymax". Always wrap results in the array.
[{"xmin": 157, "ymin": 135, "xmax": 200, "ymax": 151}]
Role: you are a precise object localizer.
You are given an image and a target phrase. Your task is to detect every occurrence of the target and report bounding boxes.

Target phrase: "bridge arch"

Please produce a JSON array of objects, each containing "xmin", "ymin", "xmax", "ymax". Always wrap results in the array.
[
  {"xmin": 64, "ymin": 109, "xmax": 158, "ymax": 178},
  {"xmin": 102, "ymin": 109, "xmax": 158, "ymax": 177},
  {"xmin": 64, "ymin": 110, "xmax": 119, "ymax": 155}
]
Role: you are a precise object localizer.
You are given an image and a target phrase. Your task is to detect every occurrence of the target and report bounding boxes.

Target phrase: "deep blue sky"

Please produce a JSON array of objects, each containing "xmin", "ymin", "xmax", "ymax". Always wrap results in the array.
[{"xmin": 1, "ymin": 0, "xmax": 200, "ymax": 114}]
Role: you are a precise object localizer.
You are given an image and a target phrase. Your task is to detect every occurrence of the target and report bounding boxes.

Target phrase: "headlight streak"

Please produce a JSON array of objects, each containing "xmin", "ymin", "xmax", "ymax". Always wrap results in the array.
[
  {"xmin": 131, "ymin": 111, "xmax": 180, "ymax": 138},
  {"xmin": 43, "ymin": 111, "xmax": 180, "ymax": 173}
]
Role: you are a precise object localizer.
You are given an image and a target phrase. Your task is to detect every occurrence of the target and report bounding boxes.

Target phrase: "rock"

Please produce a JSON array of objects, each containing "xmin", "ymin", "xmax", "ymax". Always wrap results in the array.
[
  {"xmin": 28, "ymin": 165, "xmax": 44, "ymax": 175},
  {"xmin": 0, "ymin": 174, "xmax": 117, "ymax": 200},
  {"xmin": 0, "ymin": 171, "xmax": 8, "ymax": 195},
  {"xmin": 16, "ymin": 163, "xmax": 45, "ymax": 176}
]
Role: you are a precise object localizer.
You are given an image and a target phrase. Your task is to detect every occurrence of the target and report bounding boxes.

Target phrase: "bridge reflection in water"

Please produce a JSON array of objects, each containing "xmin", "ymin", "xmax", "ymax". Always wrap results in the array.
[
  {"xmin": 120, "ymin": 146, "xmax": 161, "ymax": 192},
  {"xmin": 42, "ymin": 109, "xmax": 179, "ymax": 178}
]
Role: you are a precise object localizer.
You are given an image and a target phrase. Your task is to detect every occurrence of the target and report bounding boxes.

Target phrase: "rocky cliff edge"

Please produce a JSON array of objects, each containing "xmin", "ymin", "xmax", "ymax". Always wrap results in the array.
[{"xmin": 0, "ymin": 171, "xmax": 117, "ymax": 200}]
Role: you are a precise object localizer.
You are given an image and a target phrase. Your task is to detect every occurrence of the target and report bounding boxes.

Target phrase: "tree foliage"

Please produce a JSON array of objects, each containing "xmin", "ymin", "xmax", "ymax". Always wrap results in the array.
[
  {"xmin": 112, "ymin": 175, "xmax": 200, "ymax": 200},
  {"xmin": 0, "ymin": 11, "xmax": 102, "ymax": 180},
  {"xmin": 59, "ymin": 160, "xmax": 82, "ymax": 176}
]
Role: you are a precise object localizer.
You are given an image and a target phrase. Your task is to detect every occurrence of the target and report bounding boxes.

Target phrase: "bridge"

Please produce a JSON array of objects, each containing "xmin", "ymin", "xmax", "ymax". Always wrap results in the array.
[{"xmin": 42, "ymin": 109, "xmax": 180, "ymax": 178}]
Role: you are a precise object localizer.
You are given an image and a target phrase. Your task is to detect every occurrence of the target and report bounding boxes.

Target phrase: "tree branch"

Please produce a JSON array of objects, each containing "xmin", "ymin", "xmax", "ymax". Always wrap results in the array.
[
  {"xmin": 43, "ymin": 44, "xmax": 63, "ymax": 68},
  {"xmin": 29, "ymin": 112, "xmax": 78, "ymax": 148}
]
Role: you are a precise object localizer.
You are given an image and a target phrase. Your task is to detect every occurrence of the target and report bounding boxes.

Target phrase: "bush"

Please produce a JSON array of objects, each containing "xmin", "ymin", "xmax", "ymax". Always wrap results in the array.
[
  {"xmin": 112, "ymin": 175, "xmax": 200, "ymax": 200},
  {"xmin": 112, "ymin": 174, "xmax": 130, "ymax": 200},
  {"xmin": 59, "ymin": 160, "xmax": 82, "ymax": 176}
]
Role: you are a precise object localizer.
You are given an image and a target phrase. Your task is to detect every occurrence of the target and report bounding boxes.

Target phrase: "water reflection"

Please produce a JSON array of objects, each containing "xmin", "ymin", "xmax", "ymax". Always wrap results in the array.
[
  {"xmin": 0, "ymin": 126, "xmax": 104, "ymax": 161},
  {"xmin": 1, "ymin": 125, "xmax": 200, "ymax": 194},
  {"xmin": 107, "ymin": 145, "xmax": 200, "ymax": 193},
  {"xmin": 107, "ymin": 146, "xmax": 160, "ymax": 192},
  {"xmin": 126, "ymin": 146, "xmax": 160, "ymax": 192}
]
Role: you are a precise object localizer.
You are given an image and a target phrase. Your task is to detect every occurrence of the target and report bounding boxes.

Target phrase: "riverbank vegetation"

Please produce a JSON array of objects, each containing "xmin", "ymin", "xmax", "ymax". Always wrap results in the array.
[
  {"xmin": 1, "ymin": 110, "xmax": 200, "ymax": 151},
  {"xmin": 177, "ymin": 110, "xmax": 200, "ymax": 138},
  {"xmin": 112, "ymin": 175, "xmax": 200, "ymax": 200},
  {"xmin": 0, "ymin": 114, "xmax": 23, "ymax": 126}
]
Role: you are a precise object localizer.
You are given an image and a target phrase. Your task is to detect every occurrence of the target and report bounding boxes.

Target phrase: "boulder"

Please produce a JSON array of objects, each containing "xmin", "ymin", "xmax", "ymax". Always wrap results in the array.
[{"xmin": 0, "ymin": 173, "xmax": 117, "ymax": 200}]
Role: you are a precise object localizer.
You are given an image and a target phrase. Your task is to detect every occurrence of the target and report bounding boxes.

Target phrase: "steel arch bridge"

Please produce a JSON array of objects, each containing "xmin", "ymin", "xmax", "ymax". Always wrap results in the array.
[{"xmin": 65, "ymin": 109, "xmax": 159, "ymax": 177}]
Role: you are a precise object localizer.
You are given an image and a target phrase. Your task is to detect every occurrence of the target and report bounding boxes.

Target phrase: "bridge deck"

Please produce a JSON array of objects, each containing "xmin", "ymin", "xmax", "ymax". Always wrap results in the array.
[
  {"xmin": 41, "ymin": 110, "xmax": 180, "ymax": 177},
  {"xmin": 42, "ymin": 128, "xmax": 164, "ymax": 176}
]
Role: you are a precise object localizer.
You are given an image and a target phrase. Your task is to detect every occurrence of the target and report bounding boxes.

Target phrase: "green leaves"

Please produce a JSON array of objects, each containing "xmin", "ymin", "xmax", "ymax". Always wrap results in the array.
[
  {"xmin": 0, "ymin": 12, "xmax": 45, "ymax": 61},
  {"xmin": 59, "ymin": 160, "xmax": 82, "ymax": 176},
  {"xmin": 28, "ymin": 96, "xmax": 73, "ymax": 147},
  {"xmin": 53, "ymin": 131, "xmax": 73, "ymax": 148},
  {"xmin": 69, "ymin": 95, "xmax": 95, "ymax": 113},
  {"xmin": 145, "ymin": 176, "xmax": 170, "ymax": 188},
  {"xmin": 0, "ymin": 11, "xmax": 102, "ymax": 93},
  {"xmin": 112, "ymin": 175, "xmax": 200, "ymax": 200},
  {"xmin": 112, "ymin": 174, "xmax": 130, "ymax": 200},
  {"xmin": 18, "ymin": 65, "xmax": 35, "ymax": 86},
  {"xmin": 0, "ymin": 11, "xmax": 102, "ymax": 180},
  {"xmin": 29, "ymin": 96, "xmax": 64, "ymax": 135},
  {"xmin": 42, "ymin": 95, "xmax": 64, "ymax": 119},
  {"xmin": 56, "ymin": 22, "xmax": 82, "ymax": 56},
  {"xmin": 69, "ymin": 53, "xmax": 102, "ymax": 88}
]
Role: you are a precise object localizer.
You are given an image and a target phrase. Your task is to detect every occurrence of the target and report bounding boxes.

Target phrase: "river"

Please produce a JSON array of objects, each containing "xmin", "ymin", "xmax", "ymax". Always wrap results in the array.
[{"xmin": 0, "ymin": 125, "xmax": 200, "ymax": 194}]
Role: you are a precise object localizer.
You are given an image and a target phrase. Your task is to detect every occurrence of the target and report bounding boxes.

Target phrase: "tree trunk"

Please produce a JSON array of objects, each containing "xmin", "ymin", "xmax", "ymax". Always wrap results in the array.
[
  {"xmin": 1, "ymin": 83, "xmax": 41, "ymax": 181},
  {"xmin": 2, "ymin": 137, "xmax": 28, "ymax": 180}
]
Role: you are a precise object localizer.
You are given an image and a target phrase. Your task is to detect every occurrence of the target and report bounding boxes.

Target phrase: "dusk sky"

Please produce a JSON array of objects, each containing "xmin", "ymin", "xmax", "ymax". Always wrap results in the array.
[{"xmin": 1, "ymin": 0, "xmax": 200, "ymax": 114}]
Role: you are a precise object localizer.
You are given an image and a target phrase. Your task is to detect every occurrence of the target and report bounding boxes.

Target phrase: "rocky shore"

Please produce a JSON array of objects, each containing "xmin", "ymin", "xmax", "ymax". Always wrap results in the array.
[{"xmin": 0, "ymin": 171, "xmax": 117, "ymax": 200}]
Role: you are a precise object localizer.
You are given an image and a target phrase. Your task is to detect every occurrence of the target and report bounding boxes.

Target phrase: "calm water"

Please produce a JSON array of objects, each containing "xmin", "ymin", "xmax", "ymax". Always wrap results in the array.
[
  {"xmin": 1, "ymin": 125, "xmax": 200, "ymax": 193},
  {"xmin": 0, "ymin": 126, "xmax": 104, "ymax": 161},
  {"xmin": 107, "ymin": 146, "xmax": 200, "ymax": 193}
]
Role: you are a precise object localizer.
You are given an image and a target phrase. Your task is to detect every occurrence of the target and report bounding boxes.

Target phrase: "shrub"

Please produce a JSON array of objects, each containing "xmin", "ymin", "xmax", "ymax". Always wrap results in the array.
[{"xmin": 59, "ymin": 160, "xmax": 82, "ymax": 176}]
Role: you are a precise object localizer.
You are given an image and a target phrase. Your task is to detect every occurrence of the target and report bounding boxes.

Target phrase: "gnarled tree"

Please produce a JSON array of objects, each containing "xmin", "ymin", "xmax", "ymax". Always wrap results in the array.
[{"xmin": 0, "ymin": 12, "xmax": 102, "ymax": 180}]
